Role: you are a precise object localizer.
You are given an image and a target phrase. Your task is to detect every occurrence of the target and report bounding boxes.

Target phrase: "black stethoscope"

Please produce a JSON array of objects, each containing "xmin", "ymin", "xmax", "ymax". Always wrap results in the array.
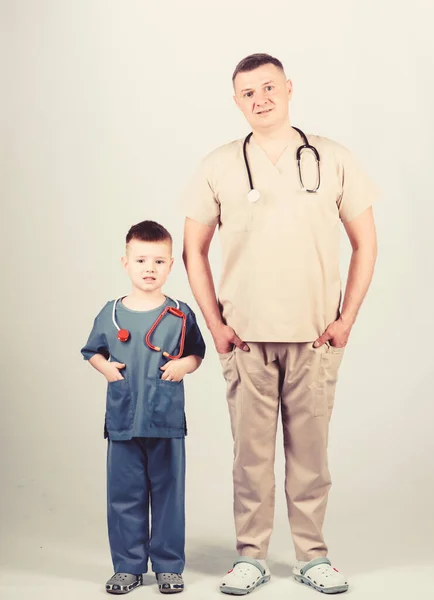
[{"xmin": 243, "ymin": 126, "xmax": 321, "ymax": 203}]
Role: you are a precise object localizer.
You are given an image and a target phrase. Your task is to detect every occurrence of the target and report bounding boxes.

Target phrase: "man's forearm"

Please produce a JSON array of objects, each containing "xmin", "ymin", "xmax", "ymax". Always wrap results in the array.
[
  {"xmin": 183, "ymin": 250, "xmax": 223, "ymax": 332},
  {"xmin": 340, "ymin": 247, "xmax": 377, "ymax": 326}
]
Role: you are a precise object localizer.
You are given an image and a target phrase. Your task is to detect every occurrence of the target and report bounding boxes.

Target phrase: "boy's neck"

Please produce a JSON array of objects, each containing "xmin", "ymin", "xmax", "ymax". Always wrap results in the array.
[{"xmin": 122, "ymin": 289, "xmax": 166, "ymax": 311}]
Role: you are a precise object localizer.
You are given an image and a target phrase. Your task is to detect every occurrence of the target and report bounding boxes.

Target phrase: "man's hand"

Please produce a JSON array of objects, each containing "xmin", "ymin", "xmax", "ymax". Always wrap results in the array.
[
  {"xmin": 160, "ymin": 357, "xmax": 191, "ymax": 382},
  {"xmin": 103, "ymin": 362, "xmax": 126, "ymax": 382},
  {"xmin": 314, "ymin": 316, "xmax": 353, "ymax": 349},
  {"xmin": 211, "ymin": 323, "xmax": 249, "ymax": 354}
]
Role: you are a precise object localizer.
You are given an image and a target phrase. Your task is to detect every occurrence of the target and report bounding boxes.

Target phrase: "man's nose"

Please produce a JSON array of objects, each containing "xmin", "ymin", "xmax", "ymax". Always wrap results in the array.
[{"xmin": 255, "ymin": 90, "xmax": 269, "ymax": 105}]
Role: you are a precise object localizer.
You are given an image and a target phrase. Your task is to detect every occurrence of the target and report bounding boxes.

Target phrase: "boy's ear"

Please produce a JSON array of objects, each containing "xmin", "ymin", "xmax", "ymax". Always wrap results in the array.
[{"xmin": 121, "ymin": 255, "xmax": 128, "ymax": 269}]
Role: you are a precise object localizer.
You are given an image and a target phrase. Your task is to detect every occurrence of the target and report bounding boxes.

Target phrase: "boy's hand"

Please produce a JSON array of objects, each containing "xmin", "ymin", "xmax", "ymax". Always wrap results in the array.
[
  {"xmin": 160, "ymin": 358, "xmax": 189, "ymax": 382},
  {"xmin": 103, "ymin": 362, "xmax": 126, "ymax": 382}
]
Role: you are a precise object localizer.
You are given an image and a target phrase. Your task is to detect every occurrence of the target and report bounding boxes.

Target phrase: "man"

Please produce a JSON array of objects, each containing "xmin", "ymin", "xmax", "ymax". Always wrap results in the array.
[{"xmin": 182, "ymin": 53, "xmax": 378, "ymax": 595}]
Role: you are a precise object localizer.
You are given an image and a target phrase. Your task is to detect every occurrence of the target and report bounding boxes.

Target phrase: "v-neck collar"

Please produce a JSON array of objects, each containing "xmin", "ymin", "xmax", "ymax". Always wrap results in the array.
[{"xmin": 248, "ymin": 132, "xmax": 300, "ymax": 173}]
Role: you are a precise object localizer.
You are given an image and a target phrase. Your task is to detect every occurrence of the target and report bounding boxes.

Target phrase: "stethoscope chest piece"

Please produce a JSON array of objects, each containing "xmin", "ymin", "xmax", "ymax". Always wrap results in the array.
[
  {"xmin": 117, "ymin": 329, "xmax": 130, "ymax": 343},
  {"xmin": 247, "ymin": 188, "xmax": 260, "ymax": 203}
]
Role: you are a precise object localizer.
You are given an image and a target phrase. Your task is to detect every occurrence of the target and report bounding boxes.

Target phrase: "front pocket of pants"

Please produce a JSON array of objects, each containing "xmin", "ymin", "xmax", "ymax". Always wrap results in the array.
[
  {"xmin": 152, "ymin": 379, "xmax": 185, "ymax": 430},
  {"xmin": 218, "ymin": 348, "xmax": 237, "ymax": 381},
  {"xmin": 106, "ymin": 379, "xmax": 134, "ymax": 431},
  {"xmin": 314, "ymin": 346, "xmax": 345, "ymax": 417}
]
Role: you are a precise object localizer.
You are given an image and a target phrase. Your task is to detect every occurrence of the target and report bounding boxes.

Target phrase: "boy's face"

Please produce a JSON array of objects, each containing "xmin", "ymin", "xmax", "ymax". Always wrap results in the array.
[{"xmin": 122, "ymin": 239, "xmax": 173, "ymax": 294}]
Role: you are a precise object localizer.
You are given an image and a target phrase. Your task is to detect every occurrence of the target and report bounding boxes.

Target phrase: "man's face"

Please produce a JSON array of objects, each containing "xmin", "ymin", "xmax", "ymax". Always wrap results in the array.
[
  {"xmin": 122, "ymin": 239, "xmax": 173, "ymax": 294},
  {"xmin": 233, "ymin": 63, "xmax": 292, "ymax": 131}
]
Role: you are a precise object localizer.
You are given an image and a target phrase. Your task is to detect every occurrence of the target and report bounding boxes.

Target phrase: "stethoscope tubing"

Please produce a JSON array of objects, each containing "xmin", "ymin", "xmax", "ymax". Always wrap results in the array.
[{"xmin": 243, "ymin": 126, "xmax": 321, "ymax": 197}]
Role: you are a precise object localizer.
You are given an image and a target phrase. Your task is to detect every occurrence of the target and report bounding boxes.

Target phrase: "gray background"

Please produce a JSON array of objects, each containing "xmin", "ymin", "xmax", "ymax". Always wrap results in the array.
[{"xmin": 1, "ymin": 1, "xmax": 433, "ymax": 598}]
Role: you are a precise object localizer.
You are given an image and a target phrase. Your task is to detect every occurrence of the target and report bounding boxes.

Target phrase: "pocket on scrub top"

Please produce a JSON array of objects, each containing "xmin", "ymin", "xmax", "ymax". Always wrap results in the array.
[
  {"xmin": 152, "ymin": 379, "xmax": 185, "ymax": 430},
  {"xmin": 106, "ymin": 379, "xmax": 134, "ymax": 431}
]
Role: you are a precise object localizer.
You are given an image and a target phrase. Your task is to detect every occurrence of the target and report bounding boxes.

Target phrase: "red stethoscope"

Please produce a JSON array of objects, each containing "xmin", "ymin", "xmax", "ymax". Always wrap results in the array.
[{"xmin": 112, "ymin": 297, "xmax": 187, "ymax": 360}]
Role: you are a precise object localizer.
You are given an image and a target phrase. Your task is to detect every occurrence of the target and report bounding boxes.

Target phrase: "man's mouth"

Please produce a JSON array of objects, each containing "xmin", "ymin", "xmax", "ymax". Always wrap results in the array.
[
  {"xmin": 256, "ymin": 108, "xmax": 273, "ymax": 115},
  {"xmin": 143, "ymin": 277, "xmax": 156, "ymax": 281}
]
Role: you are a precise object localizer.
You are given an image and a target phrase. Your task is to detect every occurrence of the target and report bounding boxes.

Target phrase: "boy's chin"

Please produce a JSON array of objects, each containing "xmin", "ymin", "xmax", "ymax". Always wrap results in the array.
[{"xmin": 134, "ymin": 283, "xmax": 160, "ymax": 293}]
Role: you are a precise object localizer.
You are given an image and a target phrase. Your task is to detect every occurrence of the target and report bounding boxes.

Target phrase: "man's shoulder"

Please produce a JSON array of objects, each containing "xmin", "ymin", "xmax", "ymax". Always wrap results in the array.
[
  {"xmin": 306, "ymin": 133, "xmax": 352, "ymax": 161},
  {"xmin": 200, "ymin": 138, "xmax": 244, "ymax": 168}
]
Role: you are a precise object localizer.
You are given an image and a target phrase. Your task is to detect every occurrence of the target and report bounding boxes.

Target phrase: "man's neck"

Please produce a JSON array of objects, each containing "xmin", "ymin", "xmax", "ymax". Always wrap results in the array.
[
  {"xmin": 251, "ymin": 121, "xmax": 297, "ymax": 165},
  {"xmin": 251, "ymin": 120, "xmax": 296, "ymax": 147}
]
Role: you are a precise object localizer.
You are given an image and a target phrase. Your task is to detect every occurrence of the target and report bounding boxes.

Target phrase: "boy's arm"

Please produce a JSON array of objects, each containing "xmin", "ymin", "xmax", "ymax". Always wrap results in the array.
[
  {"xmin": 160, "ymin": 355, "xmax": 201, "ymax": 381},
  {"xmin": 177, "ymin": 355, "xmax": 202, "ymax": 374},
  {"xmin": 89, "ymin": 353, "xmax": 126, "ymax": 382},
  {"xmin": 159, "ymin": 308, "xmax": 205, "ymax": 381},
  {"xmin": 81, "ymin": 310, "xmax": 125, "ymax": 382}
]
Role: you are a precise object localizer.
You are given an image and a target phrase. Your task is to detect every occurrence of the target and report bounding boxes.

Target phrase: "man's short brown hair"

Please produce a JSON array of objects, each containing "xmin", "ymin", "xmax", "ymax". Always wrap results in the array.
[{"xmin": 232, "ymin": 53, "xmax": 284, "ymax": 83}]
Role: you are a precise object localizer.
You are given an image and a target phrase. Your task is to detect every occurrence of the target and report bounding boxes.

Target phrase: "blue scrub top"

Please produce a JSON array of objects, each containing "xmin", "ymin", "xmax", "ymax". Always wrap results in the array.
[{"xmin": 81, "ymin": 297, "xmax": 206, "ymax": 440}]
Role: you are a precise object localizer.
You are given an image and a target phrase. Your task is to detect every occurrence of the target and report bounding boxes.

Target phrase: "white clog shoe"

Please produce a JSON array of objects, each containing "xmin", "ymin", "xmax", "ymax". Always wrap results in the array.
[{"xmin": 220, "ymin": 558, "xmax": 271, "ymax": 595}]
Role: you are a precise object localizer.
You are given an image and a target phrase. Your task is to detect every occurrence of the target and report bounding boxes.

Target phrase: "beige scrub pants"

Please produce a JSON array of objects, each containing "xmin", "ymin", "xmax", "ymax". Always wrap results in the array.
[{"xmin": 218, "ymin": 341, "xmax": 345, "ymax": 562}]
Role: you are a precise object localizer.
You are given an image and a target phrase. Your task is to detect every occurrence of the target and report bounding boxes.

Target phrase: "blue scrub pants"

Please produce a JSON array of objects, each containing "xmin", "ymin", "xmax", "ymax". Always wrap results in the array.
[{"xmin": 107, "ymin": 437, "xmax": 185, "ymax": 575}]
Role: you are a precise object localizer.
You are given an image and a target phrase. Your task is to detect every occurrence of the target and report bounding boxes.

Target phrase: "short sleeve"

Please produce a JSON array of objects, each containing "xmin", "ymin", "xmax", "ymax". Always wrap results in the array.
[
  {"xmin": 81, "ymin": 315, "xmax": 110, "ymax": 361},
  {"xmin": 182, "ymin": 309, "xmax": 206, "ymax": 359},
  {"xmin": 336, "ymin": 146, "xmax": 380, "ymax": 223},
  {"xmin": 182, "ymin": 157, "xmax": 220, "ymax": 227}
]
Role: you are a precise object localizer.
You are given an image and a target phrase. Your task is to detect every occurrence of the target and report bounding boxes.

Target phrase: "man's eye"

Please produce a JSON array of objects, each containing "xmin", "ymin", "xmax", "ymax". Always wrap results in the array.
[
  {"xmin": 265, "ymin": 86, "xmax": 273, "ymax": 91},
  {"xmin": 244, "ymin": 91, "xmax": 253, "ymax": 98}
]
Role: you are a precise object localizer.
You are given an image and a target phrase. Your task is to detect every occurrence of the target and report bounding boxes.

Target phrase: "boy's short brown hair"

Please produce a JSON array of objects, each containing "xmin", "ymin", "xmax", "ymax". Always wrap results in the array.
[{"xmin": 126, "ymin": 220, "xmax": 172, "ymax": 246}]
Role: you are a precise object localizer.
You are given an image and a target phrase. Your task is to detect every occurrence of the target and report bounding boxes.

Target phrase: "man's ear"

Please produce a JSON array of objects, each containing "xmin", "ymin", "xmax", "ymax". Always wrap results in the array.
[
  {"xmin": 233, "ymin": 94, "xmax": 241, "ymax": 110},
  {"xmin": 287, "ymin": 79, "xmax": 293, "ymax": 100}
]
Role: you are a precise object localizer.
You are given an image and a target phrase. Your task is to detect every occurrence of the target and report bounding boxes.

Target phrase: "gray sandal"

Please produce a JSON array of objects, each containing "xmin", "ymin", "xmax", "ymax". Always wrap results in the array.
[
  {"xmin": 106, "ymin": 573, "xmax": 143, "ymax": 594},
  {"xmin": 156, "ymin": 573, "xmax": 184, "ymax": 594}
]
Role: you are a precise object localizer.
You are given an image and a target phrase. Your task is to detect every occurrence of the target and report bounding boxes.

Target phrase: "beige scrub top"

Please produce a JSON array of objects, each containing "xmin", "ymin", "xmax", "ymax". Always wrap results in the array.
[{"xmin": 183, "ymin": 134, "xmax": 379, "ymax": 342}]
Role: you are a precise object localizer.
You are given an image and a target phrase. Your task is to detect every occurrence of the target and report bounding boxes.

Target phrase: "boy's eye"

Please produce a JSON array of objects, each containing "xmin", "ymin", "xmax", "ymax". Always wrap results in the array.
[
  {"xmin": 244, "ymin": 91, "xmax": 253, "ymax": 98},
  {"xmin": 156, "ymin": 260, "xmax": 165, "ymax": 264},
  {"xmin": 265, "ymin": 85, "xmax": 273, "ymax": 92}
]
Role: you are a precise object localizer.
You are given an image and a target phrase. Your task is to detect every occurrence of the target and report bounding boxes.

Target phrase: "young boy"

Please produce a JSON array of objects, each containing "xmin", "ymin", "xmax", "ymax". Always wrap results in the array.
[{"xmin": 81, "ymin": 220, "xmax": 205, "ymax": 595}]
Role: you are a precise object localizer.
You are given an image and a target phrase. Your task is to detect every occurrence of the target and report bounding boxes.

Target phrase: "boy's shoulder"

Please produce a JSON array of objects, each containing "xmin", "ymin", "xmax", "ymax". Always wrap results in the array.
[
  {"xmin": 167, "ymin": 297, "xmax": 194, "ymax": 316},
  {"xmin": 93, "ymin": 299, "xmax": 116, "ymax": 321},
  {"xmin": 167, "ymin": 296, "xmax": 193, "ymax": 314}
]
